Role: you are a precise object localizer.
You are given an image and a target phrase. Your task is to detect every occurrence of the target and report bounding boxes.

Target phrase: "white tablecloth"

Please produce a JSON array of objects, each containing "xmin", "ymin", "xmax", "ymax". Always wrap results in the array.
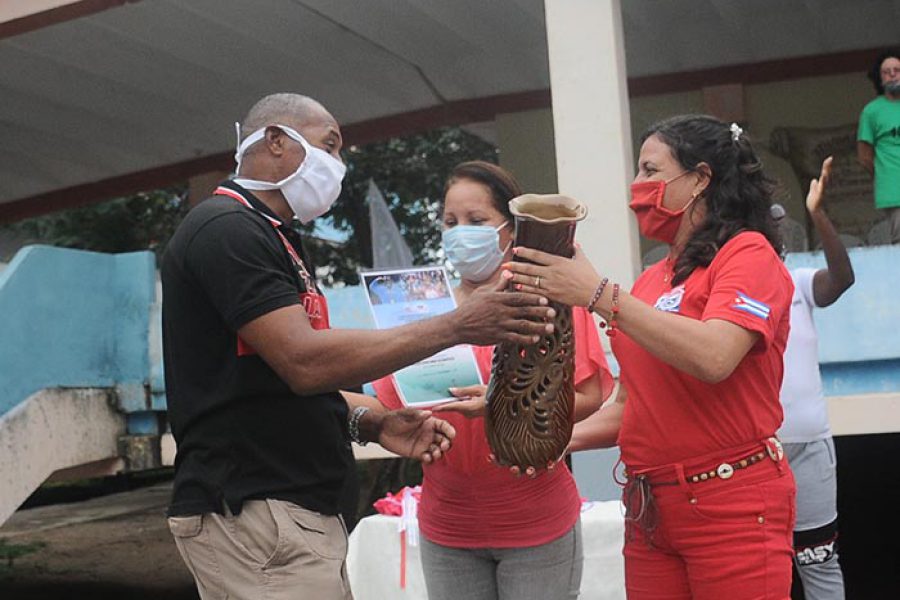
[{"xmin": 347, "ymin": 501, "xmax": 625, "ymax": 599}]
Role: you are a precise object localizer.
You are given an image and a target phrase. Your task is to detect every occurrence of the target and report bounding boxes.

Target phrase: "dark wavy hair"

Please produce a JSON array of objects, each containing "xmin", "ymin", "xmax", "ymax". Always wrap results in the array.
[
  {"xmin": 867, "ymin": 48, "xmax": 900, "ymax": 95},
  {"xmin": 641, "ymin": 115, "xmax": 783, "ymax": 286},
  {"xmin": 444, "ymin": 161, "xmax": 523, "ymax": 221}
]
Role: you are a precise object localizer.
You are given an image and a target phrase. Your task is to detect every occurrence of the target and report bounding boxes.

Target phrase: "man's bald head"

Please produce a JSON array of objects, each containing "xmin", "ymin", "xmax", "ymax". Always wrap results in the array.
[
  {"xmin": 239, "ymin": 93, "xmax": 334, "ymax": 141},
  {"xmin": 235, "ymin": 93, "xmax": 344, "ymax": 183}
]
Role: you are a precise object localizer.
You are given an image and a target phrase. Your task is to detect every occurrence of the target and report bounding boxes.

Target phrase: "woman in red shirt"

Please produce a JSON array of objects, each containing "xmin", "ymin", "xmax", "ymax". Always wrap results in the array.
[
  {"xmin": 373, "ymin": 161, "xmax": 615, "ymax": 600},
  {"xmin": 504, "ymin": 116, "xmax": 796, "ymax": 599}
]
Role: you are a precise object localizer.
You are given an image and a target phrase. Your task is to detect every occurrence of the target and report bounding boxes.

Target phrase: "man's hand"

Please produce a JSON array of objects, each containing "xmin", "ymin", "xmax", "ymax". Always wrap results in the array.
[
  {"xmin": 501, "ymin": 246, "xmax": 604, "ymax": 310},
  {"xmin": 452, "ymin": 278, "xmax": 555, "ymax": 347},
  {"xmin": 377, "ymin": 409, "xmax": 456, "ymax": 464},
  {"xmin": 433, "ymin": 384, "xmax": 488, "ymax": 418},
  {"xmin": 806, "ymin": 156, "xmax": 833, "ymax": 215}
]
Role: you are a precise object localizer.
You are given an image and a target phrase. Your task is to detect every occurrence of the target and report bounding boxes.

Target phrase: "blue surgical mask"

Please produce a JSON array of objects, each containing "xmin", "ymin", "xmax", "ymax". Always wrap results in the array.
[{"xmin": 442, "ymin": 222, "xmax": 510, "ymax": 282}]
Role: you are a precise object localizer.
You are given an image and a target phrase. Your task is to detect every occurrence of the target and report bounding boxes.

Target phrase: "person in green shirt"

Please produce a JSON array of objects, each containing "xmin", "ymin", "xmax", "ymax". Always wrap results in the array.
[{"xmin": 858, "ymin": 47, "xmax": 900, "ymax": 243}]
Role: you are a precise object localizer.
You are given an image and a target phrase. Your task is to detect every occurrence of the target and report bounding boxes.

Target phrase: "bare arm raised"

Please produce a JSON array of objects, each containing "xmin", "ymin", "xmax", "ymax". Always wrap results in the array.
[{"xmin": 806, "ymin": 157, "xmax": 855, "ymax": 307}]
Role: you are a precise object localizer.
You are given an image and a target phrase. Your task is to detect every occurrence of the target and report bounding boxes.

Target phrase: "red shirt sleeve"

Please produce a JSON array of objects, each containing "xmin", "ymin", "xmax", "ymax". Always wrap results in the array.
[
  {"xmin": 572, "ymin": 306, "xmax": 615, "ymax": 400},
  {"xmin": 372, "ymin": 376, "xmax": 404, "ymax": 410},
  {"xmin": 701, "ymin": 232, "xmax": 794, "ymax": 350}
]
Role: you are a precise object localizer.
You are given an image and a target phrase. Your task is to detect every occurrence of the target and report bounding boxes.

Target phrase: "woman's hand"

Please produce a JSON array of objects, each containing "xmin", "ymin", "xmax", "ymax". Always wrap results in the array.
[
  {"xmin": 499, "ymin": 452, "xmax": 567, "ymax": 479},
  {"xmin": 502, "ymin": 246, "xmax": 603, "ymax": 308},
  {"xmin": 432, "ymin": 384, "xmax": 488, "ymax": 418},
  {"xmin": 436, "ymin": 384, "xmax": 563, "ymax": 477}
]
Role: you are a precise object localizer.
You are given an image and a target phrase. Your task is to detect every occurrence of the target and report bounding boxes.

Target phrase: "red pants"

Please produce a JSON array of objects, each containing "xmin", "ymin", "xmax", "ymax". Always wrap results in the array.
[{"xmin": 623, "ymin": 442, "xmax": 796, "ymax": 599}]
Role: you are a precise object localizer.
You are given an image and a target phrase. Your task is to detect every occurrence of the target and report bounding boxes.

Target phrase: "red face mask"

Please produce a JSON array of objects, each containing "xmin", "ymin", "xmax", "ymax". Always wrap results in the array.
[{"xmin": 628, "ymin": 172, "xmax": 697, "ymax": 244}]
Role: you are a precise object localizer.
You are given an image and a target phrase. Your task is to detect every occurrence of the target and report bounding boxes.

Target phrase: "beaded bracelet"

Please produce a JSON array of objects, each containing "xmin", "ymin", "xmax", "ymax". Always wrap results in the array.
[
  {"xmin": 605, "ymin": 283, "xmax": 621, "ymax": 338},
  {"xmin": 348, "ymin": 406, "xmax": 371, "ymax": 446},
  {"xmin": 587, "ymin": 277, "xmax": 609, "ymax": 313}
]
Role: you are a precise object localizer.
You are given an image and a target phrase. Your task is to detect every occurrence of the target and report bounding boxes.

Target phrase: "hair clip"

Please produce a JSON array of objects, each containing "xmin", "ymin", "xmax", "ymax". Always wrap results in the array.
[{"xmin": 730, "ymin": 122, "xmax": 743, "ymax": 142}]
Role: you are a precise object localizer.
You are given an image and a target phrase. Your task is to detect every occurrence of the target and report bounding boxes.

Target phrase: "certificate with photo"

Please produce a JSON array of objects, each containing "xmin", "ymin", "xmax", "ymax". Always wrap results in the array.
[{"xmin": 361, "ymin": 266, "xmax": 483, "ymax": 407}]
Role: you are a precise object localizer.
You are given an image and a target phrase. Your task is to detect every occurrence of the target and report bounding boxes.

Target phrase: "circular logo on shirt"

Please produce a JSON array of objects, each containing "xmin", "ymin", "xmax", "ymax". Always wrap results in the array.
[{"xmin": 654, "ymin": 285, "xmax": 685, "ymax": 313}]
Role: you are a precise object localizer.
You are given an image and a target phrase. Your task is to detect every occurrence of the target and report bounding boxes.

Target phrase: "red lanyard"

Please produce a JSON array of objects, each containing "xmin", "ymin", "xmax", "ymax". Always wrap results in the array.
[{"xmin": 214, "ymin": 186, "xmax": 317, "ymax": 292}]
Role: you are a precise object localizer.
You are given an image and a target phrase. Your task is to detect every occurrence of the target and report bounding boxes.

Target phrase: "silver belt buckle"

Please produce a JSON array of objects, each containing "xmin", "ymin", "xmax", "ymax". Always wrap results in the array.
[
  {"xmin": 766, "ymin": 437, "xmax": 784, "ymax": 462},
  {"xmin": 716, "ymin": 463, "xmax": 735, "ymax": 480}
]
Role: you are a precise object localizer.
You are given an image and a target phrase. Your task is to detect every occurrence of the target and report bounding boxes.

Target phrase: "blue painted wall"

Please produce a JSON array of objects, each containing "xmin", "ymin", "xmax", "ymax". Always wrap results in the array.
[{"xmin": 0, "ymin": 245, "xmax": 156, "ymax": 420}]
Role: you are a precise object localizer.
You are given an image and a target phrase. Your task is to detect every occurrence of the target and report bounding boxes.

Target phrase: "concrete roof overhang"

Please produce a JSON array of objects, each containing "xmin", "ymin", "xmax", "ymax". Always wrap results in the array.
[{"xmin": 0, "ymin": 0, "xmax": 895, "ymax": 222}]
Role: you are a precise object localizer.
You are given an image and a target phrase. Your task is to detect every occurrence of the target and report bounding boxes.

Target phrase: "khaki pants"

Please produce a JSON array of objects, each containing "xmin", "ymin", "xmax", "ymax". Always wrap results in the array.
[{"xmin": 168, "ymin": 499, "xmax": 353, "ymax": 600}]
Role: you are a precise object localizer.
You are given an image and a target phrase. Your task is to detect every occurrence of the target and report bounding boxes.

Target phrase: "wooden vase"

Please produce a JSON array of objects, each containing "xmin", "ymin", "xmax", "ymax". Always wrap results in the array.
[{"xmin": 485, "ymin": 194, "xmax": 588, "ymax": 471}]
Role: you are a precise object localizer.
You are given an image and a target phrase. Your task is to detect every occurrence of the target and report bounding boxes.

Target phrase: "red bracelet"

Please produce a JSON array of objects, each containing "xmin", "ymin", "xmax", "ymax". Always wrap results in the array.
[{"xmin": 605, "ymin": 283, "xmax": 621, "ymax": 338}]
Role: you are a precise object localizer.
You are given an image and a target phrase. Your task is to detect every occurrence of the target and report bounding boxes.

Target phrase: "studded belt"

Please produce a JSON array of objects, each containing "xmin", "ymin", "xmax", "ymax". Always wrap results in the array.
[
  {"xmin": 626, "ymin": 437, "xmax": 785, "ymax": 487},
  {"xmin": 684, "ymin": 449, "xmax": 768, "ymax": 483}
]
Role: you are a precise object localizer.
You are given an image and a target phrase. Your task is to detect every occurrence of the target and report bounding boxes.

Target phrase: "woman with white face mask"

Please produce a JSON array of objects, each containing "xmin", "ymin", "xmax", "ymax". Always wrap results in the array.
[{"xmin": 373, "ymin": 161, "xmax": 615, "ymax": 600}]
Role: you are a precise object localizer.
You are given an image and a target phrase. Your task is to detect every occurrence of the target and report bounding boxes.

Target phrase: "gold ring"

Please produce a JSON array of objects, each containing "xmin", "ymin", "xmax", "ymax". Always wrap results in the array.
[{"xmin": 534, "ymin": 275, "xmax": 542, "ymax": 288}]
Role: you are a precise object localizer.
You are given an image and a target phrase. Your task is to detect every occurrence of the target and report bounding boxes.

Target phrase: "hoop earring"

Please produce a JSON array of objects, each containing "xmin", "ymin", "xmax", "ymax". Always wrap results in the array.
[{"xmin": 687, "ymin": 191, "xmax": 705, "ymax": 225}]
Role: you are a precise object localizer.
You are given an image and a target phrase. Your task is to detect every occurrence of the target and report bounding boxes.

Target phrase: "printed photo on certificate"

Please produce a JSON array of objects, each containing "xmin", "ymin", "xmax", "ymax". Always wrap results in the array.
[{"xmin": 360, "ymin": 266, "xmax": 483, "ymax": 407}]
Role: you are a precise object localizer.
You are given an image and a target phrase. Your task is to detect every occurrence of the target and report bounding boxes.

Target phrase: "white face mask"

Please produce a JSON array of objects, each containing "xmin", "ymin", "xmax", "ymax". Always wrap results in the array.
[
  {"xmin": 233, "ymin": 123, "xmax": 347, "ymax": 224},
  {"xmin": 442, "ymin": 221, "xmax": 510, "ymax": 283}
]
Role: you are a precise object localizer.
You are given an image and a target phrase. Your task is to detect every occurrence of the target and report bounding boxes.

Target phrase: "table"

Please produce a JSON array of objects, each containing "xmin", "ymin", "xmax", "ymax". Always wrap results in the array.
[{"xmin": 347, "ymin": 501, "xmax": 626, "ymax": 599}]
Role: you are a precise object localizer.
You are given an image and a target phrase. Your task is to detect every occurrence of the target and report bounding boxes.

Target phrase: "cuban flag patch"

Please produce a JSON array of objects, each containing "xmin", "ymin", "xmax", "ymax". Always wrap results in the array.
[{"xmin": 732, "ymin": 292, "xmax": 770, "ymax": 320}]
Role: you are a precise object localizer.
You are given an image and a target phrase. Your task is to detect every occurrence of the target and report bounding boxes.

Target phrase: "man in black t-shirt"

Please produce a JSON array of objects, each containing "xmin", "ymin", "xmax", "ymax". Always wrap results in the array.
[{"xmin": 162, "ymin": 93, "xmax": 553, "ymax": 600}]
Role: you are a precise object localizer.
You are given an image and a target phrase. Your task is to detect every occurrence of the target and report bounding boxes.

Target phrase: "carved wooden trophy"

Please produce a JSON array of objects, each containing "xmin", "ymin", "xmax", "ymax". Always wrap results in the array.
[{"xmin": 485, "ymin": 194, "xmax": 588, "ymax": 471}]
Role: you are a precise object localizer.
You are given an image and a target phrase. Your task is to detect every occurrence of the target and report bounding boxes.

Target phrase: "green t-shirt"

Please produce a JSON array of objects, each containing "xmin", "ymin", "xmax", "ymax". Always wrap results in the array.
[{"xmin": 858, "ymin": 96, "xmax": 900, "ymax": 209}]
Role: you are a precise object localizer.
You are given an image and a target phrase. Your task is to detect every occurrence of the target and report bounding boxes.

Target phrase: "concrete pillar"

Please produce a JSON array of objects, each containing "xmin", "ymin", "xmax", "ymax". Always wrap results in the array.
[
  {"xmin": 545, "ymin": 0, "xmax": 639, "ymax": 289},
  {"xmin": 545, "ymin": 0, "xmax": 636, "ymax": 501}
]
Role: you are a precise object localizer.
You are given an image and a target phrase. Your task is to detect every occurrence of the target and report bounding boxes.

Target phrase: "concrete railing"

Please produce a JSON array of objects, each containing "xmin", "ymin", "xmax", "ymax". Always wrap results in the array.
[
  {"xmin": 0, "ymin": 246, "xmax": 159, "ymax": 526},
  {"xmin": 0, "ymin": 388, "xmax": 125, "ymax": 526}
]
